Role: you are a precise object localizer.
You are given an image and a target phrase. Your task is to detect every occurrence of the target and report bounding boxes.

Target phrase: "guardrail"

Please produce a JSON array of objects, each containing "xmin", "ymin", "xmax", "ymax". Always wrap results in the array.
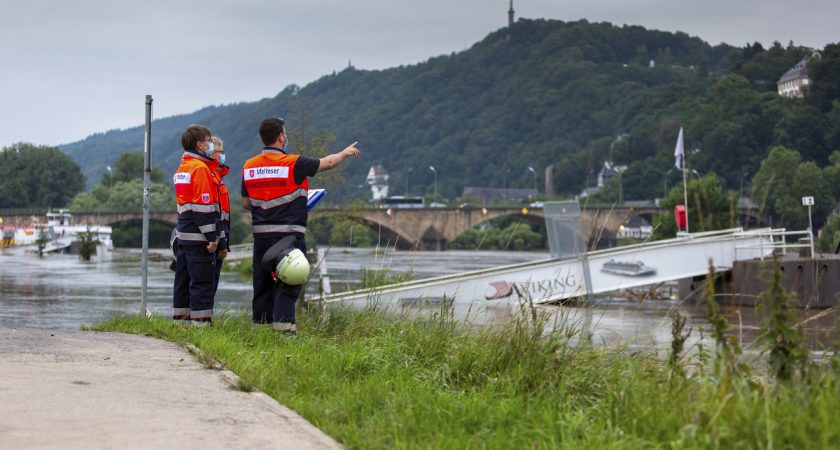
[{"xmin": 734, "ymin": 228, "xmax": 814, "ymax": 258}]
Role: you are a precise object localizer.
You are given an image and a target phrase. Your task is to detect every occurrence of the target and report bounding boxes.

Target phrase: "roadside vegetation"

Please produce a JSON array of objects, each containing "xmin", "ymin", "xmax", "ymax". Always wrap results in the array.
[{"xmin": 93, "ymin": 261, "xmax": 839, "ymax": 449}]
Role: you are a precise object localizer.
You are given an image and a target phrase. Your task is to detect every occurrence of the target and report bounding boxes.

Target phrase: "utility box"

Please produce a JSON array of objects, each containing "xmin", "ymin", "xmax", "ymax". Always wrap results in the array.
[{"xmin": 543, "ymin": 201, "xmax": 586, "ymax": 259}]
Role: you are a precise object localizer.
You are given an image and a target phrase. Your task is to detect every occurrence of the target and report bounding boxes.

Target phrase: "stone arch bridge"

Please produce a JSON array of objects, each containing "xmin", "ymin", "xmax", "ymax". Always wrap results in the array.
[
  {"xmin": 2, "ymin": 206, "xmax": 765, "ymax": 250},
  {"xmin": 309, "ymin": 207, "xmax": 661, "ymax": 250}
]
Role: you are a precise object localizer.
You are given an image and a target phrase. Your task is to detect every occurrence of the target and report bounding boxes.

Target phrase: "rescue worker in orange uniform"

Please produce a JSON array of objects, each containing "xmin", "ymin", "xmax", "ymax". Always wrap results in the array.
[
  {"xmin": 172, "ymin": 124, "xmax": 221, "ymax": 327},
  {"xmin": 209, "ymin": 136, "xmax": 230, "ymax": 297},
  {"xmin": 242, "ymin": 117, "xmax": 360, "ymax": 334}
]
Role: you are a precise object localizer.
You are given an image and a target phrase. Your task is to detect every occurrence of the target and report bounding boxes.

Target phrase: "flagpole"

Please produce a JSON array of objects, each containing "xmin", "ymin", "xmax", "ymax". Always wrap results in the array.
[{"xmin": 674, "ymin": 127, "xmax": 689, "ymax": 234}]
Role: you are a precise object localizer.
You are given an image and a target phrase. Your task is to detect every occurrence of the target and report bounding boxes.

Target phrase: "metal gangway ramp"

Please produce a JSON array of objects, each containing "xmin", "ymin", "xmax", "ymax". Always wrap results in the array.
[{"xmin": 319, "ymin": 201, "xmax": 778, "ymax": 306}]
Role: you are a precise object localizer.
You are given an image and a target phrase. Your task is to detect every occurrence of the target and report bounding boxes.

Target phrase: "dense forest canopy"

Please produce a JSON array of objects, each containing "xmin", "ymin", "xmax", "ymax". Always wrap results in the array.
[
  {"xmin": 53, "ymin": 19, "xmax": 839, "ymax": 227},
  {"xmin": 0, "ymin": 143, "xmax": 85, "ymax": 209}
]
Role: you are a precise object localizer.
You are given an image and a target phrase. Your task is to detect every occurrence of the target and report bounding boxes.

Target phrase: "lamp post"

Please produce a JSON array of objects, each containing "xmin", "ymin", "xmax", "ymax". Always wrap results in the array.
[
  {"xmin": 405, "ymin": 167, "xmax": 412, "ymax": 196},
  {"xmin": 106, "ymin": 165, "xmax": 112, "ymax": 195},
  {"xmin": 528, "ymin": 165, "xmax": 537, "ymax": 200},
  {"xmin": 429, "ymin": 166, "xmax": 437, "ymax": 202}
]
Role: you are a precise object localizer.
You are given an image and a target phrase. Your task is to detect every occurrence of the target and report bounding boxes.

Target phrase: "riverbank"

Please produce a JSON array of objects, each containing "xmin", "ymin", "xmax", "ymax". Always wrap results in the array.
[
  {"xmin": 91, "ymin": 304, "xmax": 840, "ymax": 449},
  {"xmin": 0, "ymin": 327, "xmax": 339, "ymax": 449}
]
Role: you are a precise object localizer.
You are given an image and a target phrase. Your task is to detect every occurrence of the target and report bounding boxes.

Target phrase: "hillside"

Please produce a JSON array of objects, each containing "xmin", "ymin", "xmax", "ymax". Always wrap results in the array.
[{"xmin": 60, "ymin": 19, "xmax": 839, "ymax": 202}]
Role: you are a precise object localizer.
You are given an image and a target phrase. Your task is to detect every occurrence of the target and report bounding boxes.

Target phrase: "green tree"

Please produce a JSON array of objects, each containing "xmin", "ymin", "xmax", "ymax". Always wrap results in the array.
[
  {"xmin": 817, "ymin": 214, "xmax": 840, "ymax": 252},
  {"xmin": 751, "ymin": 147, "xmax": 834, "ymax": 229},
  {"xmin": 0, "ymin": 143, "xmax": 85, "ymax": 208},
  {"xmin": 328, "ymin": 218, "xmax": 374, "ymax": 247},
  {"xmin": 111, "ymin": 152, "xmax": 165, "ymax": 184},
  {"xmin": 808, "ymin": 44, "xmax": 840, "ymax": 112},
  {"xmin": 651, "ymin": 175, "xmax": 735, "ymax": 239},
  {"xmin": 750, "ymin": 146, "xmax": 801, "ymax": 224}
]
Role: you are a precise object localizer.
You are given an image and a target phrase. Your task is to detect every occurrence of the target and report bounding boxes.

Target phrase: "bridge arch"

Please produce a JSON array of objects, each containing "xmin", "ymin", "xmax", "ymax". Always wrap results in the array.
[{"xmin": 307, "ymin": 213, "xmax": 412, "ymax": 249}]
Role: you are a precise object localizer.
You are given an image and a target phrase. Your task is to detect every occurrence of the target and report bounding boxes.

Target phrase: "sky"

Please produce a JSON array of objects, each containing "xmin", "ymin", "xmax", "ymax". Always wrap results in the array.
[{"xmin": 1, "ymin": 0, "xmax": 837, "ymax": 147}]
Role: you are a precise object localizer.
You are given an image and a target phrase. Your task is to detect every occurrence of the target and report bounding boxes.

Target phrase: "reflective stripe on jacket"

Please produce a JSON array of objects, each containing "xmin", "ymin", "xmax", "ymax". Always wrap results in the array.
[
  {"xmin": 242, "ymin": 149, "xmax": 308, "ymax": 237},
  {"xmin": 174, "ymin": 151, "xmax": 221, "ymax": 245}
]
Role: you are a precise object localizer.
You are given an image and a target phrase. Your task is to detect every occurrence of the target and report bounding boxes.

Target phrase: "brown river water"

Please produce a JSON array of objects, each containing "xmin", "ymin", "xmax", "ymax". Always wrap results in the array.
[{"xmin": 1, "ymin": 247, "xmax": 837, "ymax": 356}]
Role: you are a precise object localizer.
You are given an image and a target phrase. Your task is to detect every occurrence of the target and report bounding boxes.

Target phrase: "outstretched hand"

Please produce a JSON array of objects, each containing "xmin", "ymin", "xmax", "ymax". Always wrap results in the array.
[{"xmin": 343, "ymin": 142, "xmax": 361, "ymax": 159}]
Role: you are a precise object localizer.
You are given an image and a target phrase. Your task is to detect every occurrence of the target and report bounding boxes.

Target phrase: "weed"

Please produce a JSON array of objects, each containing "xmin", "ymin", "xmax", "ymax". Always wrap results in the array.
[{"xmin": 756, "ymin": 257, "xmax": 808, "ymax": 381}]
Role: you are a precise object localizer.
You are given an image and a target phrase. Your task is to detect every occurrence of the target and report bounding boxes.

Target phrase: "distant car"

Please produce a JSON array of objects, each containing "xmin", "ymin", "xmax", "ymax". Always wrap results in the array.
[
  {"xmin": 529, "ymin": 201, "xmax": 544, "ymax": 208},
  {"xmin": 429, "ymin": 202, "xmax": 447, "ymax": 208}
]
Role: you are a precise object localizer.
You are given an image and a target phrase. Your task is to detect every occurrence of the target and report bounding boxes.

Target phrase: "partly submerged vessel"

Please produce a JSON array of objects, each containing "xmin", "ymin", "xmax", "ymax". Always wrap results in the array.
[
  {"xmin": 1, "ymin": 210, "xmax": 113, "ymax": 257},
  {"xmin": 600, "ymin": 259, "xmax": 657, "ymax": 277}
]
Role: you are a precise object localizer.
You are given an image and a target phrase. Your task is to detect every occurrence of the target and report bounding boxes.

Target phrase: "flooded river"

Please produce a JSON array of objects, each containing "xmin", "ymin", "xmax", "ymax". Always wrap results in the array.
[{"xmin": 1, "ymin": 247, "xmax": 837, "ymax": 352}]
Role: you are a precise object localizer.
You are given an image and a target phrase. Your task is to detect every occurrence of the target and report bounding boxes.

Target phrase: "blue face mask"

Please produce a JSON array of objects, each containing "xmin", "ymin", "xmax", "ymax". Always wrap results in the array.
[
  {"xmin": 219, "ymin": 154, "xmax": 226, "ymax": 165},
  {"xmin": 205, "ymin": 141, "xmax": 215, "ymax": 157},
  {"xmin": 282, "ymin": 134, "xmax": 288, "ymax": 151}
]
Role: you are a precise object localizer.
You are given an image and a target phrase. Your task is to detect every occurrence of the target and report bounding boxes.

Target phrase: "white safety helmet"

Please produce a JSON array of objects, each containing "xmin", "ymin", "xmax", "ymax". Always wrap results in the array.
[{"xmin": 275, "ymin": 248, "xmax": 310, "ymax": 285}]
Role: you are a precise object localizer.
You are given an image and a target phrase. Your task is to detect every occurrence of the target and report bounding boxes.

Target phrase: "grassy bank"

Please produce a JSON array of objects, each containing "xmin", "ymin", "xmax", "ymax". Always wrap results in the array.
[{"xmin": 91, "ymin": 297, "xmax": 840, "ymax": 449}]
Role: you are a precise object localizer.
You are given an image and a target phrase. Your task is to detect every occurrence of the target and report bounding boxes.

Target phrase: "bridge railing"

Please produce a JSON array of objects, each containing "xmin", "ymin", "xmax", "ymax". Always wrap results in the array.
[{"xmin": 734, "ymin": 228, "xmax": 813, "ymax": 258}]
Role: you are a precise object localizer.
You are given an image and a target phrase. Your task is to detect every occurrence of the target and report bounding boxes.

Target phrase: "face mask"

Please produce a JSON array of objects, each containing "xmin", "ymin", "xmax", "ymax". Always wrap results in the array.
[
  {"xmin": 282, "ymin": 134, "xmax": 288, "ymax": 151},
  {"xmin": 205, "ymin": 141, "xmax": 215, "ymax": 157},
  {"xmin": 219, "ymin": 154, "xmax": 226, "ymax": 165}
]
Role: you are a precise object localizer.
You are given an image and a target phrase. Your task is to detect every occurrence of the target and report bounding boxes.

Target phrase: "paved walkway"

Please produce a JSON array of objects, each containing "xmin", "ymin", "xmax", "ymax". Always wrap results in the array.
[{"xmin": 0, "ymin": 328, "xmax": 342, "ymax": 449}]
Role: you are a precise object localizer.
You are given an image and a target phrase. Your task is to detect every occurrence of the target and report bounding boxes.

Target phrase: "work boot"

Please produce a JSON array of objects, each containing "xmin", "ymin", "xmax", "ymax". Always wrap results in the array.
[
  {"xmin": 191, "ymin": 319, "xmax": 212, "ymax": 328},
  {"xmin": 272, "ymin": 322, "xmax": 297, "ymax": 336},
  {"xmin": 172, "ymin": 310, "xmax": 190, "ymax": 327}
]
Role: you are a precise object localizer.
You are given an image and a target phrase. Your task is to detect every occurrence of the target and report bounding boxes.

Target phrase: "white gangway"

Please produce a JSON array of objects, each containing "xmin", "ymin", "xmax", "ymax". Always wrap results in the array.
[{"xmin": 319, "ymin": 220, "xmax": 779, "ymax": 306}]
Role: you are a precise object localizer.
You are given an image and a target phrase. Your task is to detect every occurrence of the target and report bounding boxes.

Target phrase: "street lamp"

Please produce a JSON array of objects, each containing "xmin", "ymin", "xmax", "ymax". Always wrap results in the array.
[
  {"xmin": 405, "ymin": 167, "xmax": 412, "ymax": 196},
  {"xmin": 105, "ymin": 165, "xmax": 113, "ymax": 210},
  {"xmin": 429, "ymin": 166, "xmax": 437, "ymax": 202},
  {"xmin": 528, "ymin": 165, "xmax": 537, "ymax": 199}
]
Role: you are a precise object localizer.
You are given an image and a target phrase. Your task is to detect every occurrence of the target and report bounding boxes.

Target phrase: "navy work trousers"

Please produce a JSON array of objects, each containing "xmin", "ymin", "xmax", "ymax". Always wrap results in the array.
[
  {"xmin": 212, "ymin": 254, "xmax": 224, "ymax": 298},
  {"xmin": 173, "ymin": 243, "xmax": 216, "ymax": 321},
  {"xmin": 252, "ymin": 234, "xmax": 305, "ymax": 324}
]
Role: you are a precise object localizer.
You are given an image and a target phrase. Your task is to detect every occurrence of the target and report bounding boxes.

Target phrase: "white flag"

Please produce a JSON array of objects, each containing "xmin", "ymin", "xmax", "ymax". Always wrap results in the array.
[{"xmin": 674, "ymin": 127, "xmax": 684, "ymax": 170}]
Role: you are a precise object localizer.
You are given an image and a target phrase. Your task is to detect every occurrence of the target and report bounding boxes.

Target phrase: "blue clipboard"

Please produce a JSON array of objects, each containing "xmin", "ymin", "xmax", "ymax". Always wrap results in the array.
[{"xmin": 307, "ymin": 189, "xmax": 327, "ymax": 212}]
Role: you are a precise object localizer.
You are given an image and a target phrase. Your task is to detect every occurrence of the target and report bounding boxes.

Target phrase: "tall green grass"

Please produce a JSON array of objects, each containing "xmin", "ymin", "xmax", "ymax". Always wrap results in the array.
[{"xmin": 91, "ymin": 289, "xmax": 840, "ymax": 449}]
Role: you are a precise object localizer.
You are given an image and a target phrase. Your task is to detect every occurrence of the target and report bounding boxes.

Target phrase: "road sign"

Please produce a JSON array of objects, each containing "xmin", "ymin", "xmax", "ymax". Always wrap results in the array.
[{"xmin": 802, "ymin": 196, "xmax": 814, "ymax": 206}]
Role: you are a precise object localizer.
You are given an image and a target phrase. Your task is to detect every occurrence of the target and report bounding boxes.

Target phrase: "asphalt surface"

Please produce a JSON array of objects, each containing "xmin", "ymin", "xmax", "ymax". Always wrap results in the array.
[{"xmin": 0, "ymin": 328, "xmax": 341, "ymax": 449}]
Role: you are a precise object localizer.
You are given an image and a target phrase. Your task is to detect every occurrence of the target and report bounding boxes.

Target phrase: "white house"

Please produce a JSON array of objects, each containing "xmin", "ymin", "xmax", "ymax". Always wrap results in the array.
[{"xmin": 366, "ymin": 165, "xmax": 390, "ymax": 201}]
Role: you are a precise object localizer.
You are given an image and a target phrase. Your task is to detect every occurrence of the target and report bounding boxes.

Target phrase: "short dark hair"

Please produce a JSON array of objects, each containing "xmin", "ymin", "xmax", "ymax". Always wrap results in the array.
[
  {"xmin": 259, "ymin": 117, "xmax": 285, "ymax": 146},
  {"xmin": 181, "ymin": 124, "xmax": 212, "ymax": 151}
]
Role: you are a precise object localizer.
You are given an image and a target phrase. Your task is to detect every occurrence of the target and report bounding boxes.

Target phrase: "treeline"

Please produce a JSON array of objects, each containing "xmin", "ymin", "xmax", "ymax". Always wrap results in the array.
[
  {"xmin": 57, "ymin": 19, "xmax": 742, "ymax": 198},
  {"xmin": 0, "ymin": 143, "xmax": 85, "ymax": 209},
  {"xmin": 58, "ymin": 20, "xmax": 839, "ymax": 215}
]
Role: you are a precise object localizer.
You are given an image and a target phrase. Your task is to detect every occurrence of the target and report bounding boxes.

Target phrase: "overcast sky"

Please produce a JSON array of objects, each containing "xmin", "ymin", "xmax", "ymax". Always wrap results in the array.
[{"xmin": 1, "ymin": 0, "xmax": 836, "ymax": 147}]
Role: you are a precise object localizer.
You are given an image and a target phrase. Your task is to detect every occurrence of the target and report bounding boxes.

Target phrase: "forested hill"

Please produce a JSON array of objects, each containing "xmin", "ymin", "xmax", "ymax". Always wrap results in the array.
[{"xmin": 60, "ymin": 19, "xmax": 839, "ymax": 201}]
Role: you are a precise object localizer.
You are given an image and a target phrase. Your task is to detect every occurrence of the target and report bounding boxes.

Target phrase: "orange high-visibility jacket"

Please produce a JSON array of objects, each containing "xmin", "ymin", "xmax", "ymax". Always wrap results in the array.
[
  {"xmin": 242, "ymin": 149, "xmax": 308, "ymax": 237},
  {"xmin": 173, "ymin": 151, "xmax": 221, "ymax": 244}
]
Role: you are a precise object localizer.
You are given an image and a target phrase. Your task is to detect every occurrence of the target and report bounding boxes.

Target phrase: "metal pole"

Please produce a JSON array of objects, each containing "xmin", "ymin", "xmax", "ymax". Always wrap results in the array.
[
  {"xmin": 141, "ymin": 95, "xmax": 153, "ymax": 315},
  {"xmin": 682, "ymin": 159, "xmax": 690, "ymax": 233},
  {"xmin": 808, "ymin": 203, "xmax": 814, "ymax": 258}
]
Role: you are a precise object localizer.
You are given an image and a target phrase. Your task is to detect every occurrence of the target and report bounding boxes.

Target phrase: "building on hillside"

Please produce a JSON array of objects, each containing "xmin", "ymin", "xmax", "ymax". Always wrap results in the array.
[
  {"xmin": 597, "ymin": 161, "xmax": 627, "ymax": 188},
  {"xmin": 617, "ymin": 215, "xmax": 653, "ymax": 239},
  {"xmin": 777, "ymin": 55, "xmax": 815, "ymax": 98},
  {"xmin": 366, "ymin": 165, "xmax": 389, "ymax": 201},
  {"xmin": 461, "ymin": 187, "xmax": 537, "ymax": 204}
]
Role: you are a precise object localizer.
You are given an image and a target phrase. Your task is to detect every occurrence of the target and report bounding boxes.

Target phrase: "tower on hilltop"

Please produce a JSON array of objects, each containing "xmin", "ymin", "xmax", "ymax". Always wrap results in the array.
[{"xmin": 508, "ymin": 0, "xmax": 515, "ymax": 27}]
